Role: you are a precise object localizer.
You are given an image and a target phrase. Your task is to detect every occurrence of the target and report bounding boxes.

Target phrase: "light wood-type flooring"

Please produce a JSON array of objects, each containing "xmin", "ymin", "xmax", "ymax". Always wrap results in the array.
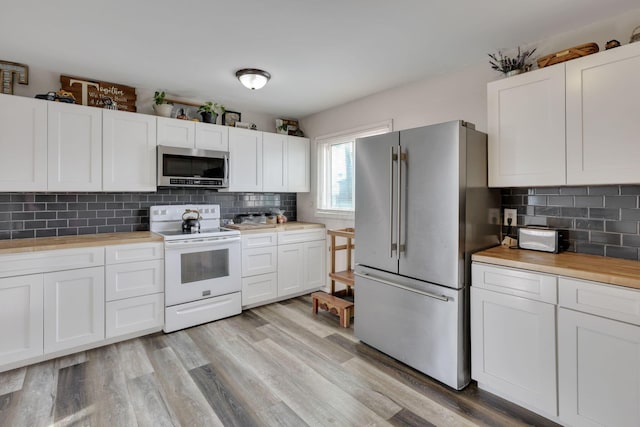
[{"xmin": 0, "ymin": 295, "xmax": 560, "ymax": 427}]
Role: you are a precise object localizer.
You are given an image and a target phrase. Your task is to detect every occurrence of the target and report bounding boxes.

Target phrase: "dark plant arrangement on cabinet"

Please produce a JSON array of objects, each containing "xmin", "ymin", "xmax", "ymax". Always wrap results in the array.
[{"xmin": 488, "ymin": 47, "xmax": 537, "ymax": 76}]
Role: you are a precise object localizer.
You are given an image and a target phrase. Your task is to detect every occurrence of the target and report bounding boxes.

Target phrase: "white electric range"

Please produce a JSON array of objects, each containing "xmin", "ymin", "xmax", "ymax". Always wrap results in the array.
[{"xmin": 150, "ymin": 204, "xmax": 241, "ymax": 332}]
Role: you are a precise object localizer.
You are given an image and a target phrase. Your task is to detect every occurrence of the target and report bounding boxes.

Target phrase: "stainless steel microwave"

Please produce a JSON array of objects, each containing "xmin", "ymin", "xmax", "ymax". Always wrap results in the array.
[{"xmin": 157, "ymin": 145, "xmax": 229, "ymax": 188}]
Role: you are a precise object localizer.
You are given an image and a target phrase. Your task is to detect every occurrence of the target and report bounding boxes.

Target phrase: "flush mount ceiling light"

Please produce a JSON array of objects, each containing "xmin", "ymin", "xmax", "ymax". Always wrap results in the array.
[{"xmin": 236, "ymin": 68, "xmax": 271, "ymax": 90}]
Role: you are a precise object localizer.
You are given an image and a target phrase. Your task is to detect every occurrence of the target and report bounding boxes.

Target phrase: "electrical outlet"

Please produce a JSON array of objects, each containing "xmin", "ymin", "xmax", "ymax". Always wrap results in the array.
[{"xmin": 504, "ymin": 208, "xmax": 517, "ymax": 226}]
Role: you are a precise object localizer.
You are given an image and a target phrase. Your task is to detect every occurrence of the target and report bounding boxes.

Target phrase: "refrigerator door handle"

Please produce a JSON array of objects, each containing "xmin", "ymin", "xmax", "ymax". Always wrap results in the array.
[
  {"xmin": 354, "ymin": 272, "xmax": 450, "ymax": 302},
  {"xmin": 397, "ymin": 148, "xmax": 404, "ymax": 258},
  {"xmin": 389, "ymin": 146, "xmax": 396, "ymax": 257}
]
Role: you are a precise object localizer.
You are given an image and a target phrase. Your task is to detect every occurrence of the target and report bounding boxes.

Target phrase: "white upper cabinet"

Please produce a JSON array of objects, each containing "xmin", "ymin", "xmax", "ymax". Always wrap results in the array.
[
  {"xmin": 157, "ymin": 116, "xmax": 229, "ymax": 151},
  {"xmin": 263, "ymin": 132, "xmax": 288, "ymax": 192},
  {"xmin": 287, "ymin": 136, "xmax": 310, "ymax": 192},
  {"xmin": 195, "ymin": 122, "xmax": 229, "ymax": 151},
  {"xmin": 566, "ymin": 42, "xmax": 640, "ymax": 185},
  {"xmin": 0, "ymin": 94, "xmax": 47, "ymax": 191},
  {"xmin": 47, "ymin": 102, "xmax": 102, "ymax": 191},
  {"xmin": 103, "ymin": 110, "xmax": 157, "ymax": 191},
  {"xmin": 487, "ymin": 65, "xmax": 566, "ymax": 187},
  {"xmin": 228, "ymin": 127, "xmax": 263, "ymax": 192},
  {"xmin": 156, "ymin": 116, "xmax": 195, "ymax": 148}
]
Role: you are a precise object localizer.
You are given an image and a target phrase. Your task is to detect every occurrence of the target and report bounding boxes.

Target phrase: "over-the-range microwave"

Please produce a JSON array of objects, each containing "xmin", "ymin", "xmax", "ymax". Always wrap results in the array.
[{"xmin": 157, "ymin": 145, "xmax": 229, "ymax": 188}]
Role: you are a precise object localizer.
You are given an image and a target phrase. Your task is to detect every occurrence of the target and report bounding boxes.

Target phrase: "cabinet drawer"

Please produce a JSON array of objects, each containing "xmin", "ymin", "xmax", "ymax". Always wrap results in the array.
[
  {"xmin": 106, "ymin": 259, "xmax": 164, "ymax": 301},
  {"xmin": 559, "ymin": 277, "xmax": 640, "ymax": 326},
  {"xmin": 0, "ymin": 247, "xmax": 104, "ymax": 278},
  {"xmin": 278, "ymin": 229, "xmax": 325, "ymax": 245},
  {"xmin": 106, "ymin": 242, "xmax": 163, "ymax": 264},
  {"xmin": 241, "ymin": 232, "xmax": 277, "ymax": 249},
  {"xmin": 242, "ymin": 272, "xmax": 278, "ymax": 307},
  {"xmin": 242, "ymin": 246, "xmax": 277, "ymax": 277},
  {"xmin": 106, "ymin": 293, "xmax": 164, "ymax": 338},
  {"xmin": 472, "ymin": 263, "xmax": 557, "ymax": 304}
]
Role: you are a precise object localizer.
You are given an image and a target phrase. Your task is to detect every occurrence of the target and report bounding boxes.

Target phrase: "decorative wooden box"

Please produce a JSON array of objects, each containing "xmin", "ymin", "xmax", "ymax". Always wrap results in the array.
[{"xmin": 537, "ymin": 42, "xmax": 599, "ymax": 68}]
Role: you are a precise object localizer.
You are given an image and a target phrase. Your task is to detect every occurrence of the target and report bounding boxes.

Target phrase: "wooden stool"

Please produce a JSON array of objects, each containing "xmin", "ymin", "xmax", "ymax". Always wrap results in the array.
[{"xmin": 312, "ymin": 292, "xmax": 354, "ymax": 328}]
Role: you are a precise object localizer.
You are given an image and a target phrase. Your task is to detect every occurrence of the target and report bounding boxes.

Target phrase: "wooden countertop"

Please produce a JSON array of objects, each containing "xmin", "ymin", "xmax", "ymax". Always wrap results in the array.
[
  {"xmin": 0, "ymin": 232, "xmax": 163, "ymax": 255},
  {"xmin": 229, "ymin": 221, "xmax": 325, "ymax": 234},
  {"xmin": 472, "ymin": 245, "xmax": 640, "ymax": 290}
]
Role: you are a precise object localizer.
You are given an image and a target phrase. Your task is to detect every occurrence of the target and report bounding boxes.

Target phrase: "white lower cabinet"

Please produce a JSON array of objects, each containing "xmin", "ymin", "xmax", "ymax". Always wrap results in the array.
[
  {"xmin": 278, "ymin": 243, "xmax": 305, "ymax": 296},
  {"xmin": 104, "ymin": 242, "xmax": 164, "ymax": 338},
  {"xmin": 0, "ymin": 274, "xmax": 44, "ymax": 365},
  {"xmin": 43, "ymin": 267, "xmax": 105, "ymax": 353},
  {"xmin": 471, "ymin": 263, "xmax": 558, "ymax": 417},
  {"xmin": 558, "ymin": 277, "xmax": 640, "ymax": 427},
  {"xmin": 106, "ymin": 293, "xmax": 164, "ymax": 338},
  {"xmin": 473, "ymin": 262, "xmax": 640, "ymax": 427},
  {"xmin": 241, "ymin": 228, "xmax": 325, "ymax": 308},
  {"xmin": 0, "ymin": 240, "xmax": 164, "ymax": 373}
]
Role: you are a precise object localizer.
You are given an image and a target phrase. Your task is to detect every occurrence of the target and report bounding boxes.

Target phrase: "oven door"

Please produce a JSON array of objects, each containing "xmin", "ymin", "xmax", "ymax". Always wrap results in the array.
[{"xmin": 164, "ymin": 235, "xmax": 241, "ymax": 306}]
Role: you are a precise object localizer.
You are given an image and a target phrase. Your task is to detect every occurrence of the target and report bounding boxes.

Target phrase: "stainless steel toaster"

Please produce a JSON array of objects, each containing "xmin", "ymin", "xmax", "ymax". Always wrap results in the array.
[{"xmin": 518, "ymin": 227, "xmax": 565, "ymax": 253}]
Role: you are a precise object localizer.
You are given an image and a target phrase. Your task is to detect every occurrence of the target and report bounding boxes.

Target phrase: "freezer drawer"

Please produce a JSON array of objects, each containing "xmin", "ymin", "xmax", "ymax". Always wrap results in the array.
[{"xmin": 354, "ymin": 268, "xmax": 468, "ymax": 389}]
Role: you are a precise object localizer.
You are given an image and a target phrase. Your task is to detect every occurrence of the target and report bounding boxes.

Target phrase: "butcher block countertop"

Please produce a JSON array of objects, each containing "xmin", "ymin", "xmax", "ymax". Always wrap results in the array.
[
  {"xmin": 473, "ymin": 245, "xmax": 640, "ymax": 290},
  {"xmin": 0, "ymin": 231, "xmax": 163, "ymax": 255},
  {"xmin": 226, "ymin": 221, "xmax": 325, "ymax": 234}
]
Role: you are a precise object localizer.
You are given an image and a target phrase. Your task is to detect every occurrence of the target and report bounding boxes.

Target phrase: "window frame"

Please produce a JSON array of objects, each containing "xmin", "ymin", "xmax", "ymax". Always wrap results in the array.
[{"xmin": 315, "ymin": 120, "xmax": 393, "ymax": 219}]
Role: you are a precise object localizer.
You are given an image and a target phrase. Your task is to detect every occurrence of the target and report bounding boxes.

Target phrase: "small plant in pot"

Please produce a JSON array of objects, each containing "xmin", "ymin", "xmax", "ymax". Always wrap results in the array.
[
  {"xmin": 198, "ymin": 101, "xmax": 225, "ymax": 124},
  {"xmin": 152, "ymin": 91, "xmax": 173, "ymax": 117},
  {"xmin": 488, "ymin": 47, "xmax": 536, "ymax": 77}
]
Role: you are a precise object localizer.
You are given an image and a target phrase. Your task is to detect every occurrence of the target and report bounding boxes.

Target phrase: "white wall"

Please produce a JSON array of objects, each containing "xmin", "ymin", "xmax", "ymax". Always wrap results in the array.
[
  {"xmin": 297, "ymin": 7, "xmax": 640, "ymax": 229},
  {"xmin": 11, "ymin": 67, "xmax": 278, "ymax": 132}
]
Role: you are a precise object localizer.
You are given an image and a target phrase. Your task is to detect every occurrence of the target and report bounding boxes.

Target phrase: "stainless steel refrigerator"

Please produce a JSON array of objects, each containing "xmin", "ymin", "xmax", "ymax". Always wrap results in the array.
[{"xmin": 354, "ymin": 120, "xmax": 499, "ymax": 390}]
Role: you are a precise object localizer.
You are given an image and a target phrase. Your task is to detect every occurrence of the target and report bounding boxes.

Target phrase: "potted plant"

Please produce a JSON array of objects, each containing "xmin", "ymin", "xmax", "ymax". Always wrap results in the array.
[
  {"xmin": 198, "ymin": 101, "xmax": 225, "ymax": 124},
  {"xmin": 488, "ymin": 47, "xmax": 536, "ymax": 77},
  {"xmin": 152, "ymin": 90, "xmax": 173, "ymax": 117}
]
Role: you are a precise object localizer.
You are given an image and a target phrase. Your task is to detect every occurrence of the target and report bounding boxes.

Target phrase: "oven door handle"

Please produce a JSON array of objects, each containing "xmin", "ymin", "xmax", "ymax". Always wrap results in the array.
[{"xmin": 164, "ymin": 236, "xmax": 240, "ymax": 249}]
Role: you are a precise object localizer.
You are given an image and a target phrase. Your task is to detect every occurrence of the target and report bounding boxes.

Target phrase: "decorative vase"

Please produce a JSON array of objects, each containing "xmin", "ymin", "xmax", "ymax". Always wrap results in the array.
[
  {"xmin": 200, "ymin": 112, "xmax": 217, "ymax": 124},
  {"xmin": 505, "ymin": 69, "xmax": 523, "ymax": 77},
  {"xmin": 153, "ymin": 103, "xmax": 173, "ymax": 117}
]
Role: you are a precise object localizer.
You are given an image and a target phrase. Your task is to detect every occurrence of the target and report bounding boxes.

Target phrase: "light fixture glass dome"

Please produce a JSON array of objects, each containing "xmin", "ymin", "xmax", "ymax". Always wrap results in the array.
[{"xmin": 236, "ymin": 68, "xmax": 271, "ymax": 90}]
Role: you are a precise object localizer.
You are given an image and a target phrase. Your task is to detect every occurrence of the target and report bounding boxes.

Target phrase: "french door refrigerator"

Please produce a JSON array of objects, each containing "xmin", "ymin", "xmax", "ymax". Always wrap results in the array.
[{"xmin": 354, "ymin": 120, "xmax": 499, "ymax": 390}]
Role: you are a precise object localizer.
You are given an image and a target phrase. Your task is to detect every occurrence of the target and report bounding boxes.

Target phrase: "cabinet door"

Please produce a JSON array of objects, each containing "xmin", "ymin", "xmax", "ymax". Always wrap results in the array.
[
  {"xmin": 195, "ymin": 122, "xmax": 229, "ymax": 151},
  {"xmin": 263, "ymin": 132, "xmax": 287, "ymax": 192},
  {"xmin": 287, "ymin": 136, "xmax": 310, "ymax": 192},
  {"xmin": 228, "ymin": 127, "xmax": 263, "ymax": 191},
  {"xmin": 304, "ymin": 240, "xmax": 326, "ymax": 290},
  {"xmin": 242, "ymin": 246, "xmax": 277, "ymax": 277},
  {"xmin": 106, "ymin": 293, "xmax": 164, "ymax": 338},
  {"xmin": 103, "ymin": 110, "xmax": 157, "ymax": 191},
  {"xmin": 277, "ymin": 243, "xmax": 304, "ymax": 296},
  {"xmin": 242, "ymin": 272, "xmax": 278, "ymax": 307},
  {"xmin": 44, "ymin": 267, "xmax": 105, "ymax": 353},
  {"xmin": 0, "ymin": 94, "xmax": 47, "ymax": 191},
  {"xmin": 566, "ymin": 42, "xmax": 640, "ymax": 185},
  {"xmin": 471, "ymin": 287, "xmax": 557, "ymax": 416},
  {"xmin": 0, "ymin": 274, "xmax": 43, "ymax": 366},
  {"xmin": 47, "ymin": 102, "xmax": 102, "ymax": 191},
  {"xmin": 157, "ymin": 116, "xmax": 195, "ymax": 148},
  {"xmin": 105, "ymin": 259, "xmax": 164, "ymax": 301},
  {"xmin": 487, "ymin": 65, "xmax": 566, "ymax": 187},
  {"xmin": 558, "ymin": 308, "xmax": 640, "ymax": 427}
]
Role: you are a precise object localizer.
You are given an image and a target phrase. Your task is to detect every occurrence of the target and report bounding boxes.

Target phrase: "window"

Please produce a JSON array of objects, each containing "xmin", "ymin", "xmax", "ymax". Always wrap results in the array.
[{"xmin": 316, "ymin": 120, "xmax": 392, "ymax": 217}]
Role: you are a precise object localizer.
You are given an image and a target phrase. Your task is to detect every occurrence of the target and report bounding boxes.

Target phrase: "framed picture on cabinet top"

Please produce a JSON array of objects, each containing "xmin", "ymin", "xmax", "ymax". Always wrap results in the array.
[{"xmin": 222, "ymin": 110, "xmax": 241, "ymax": 127}]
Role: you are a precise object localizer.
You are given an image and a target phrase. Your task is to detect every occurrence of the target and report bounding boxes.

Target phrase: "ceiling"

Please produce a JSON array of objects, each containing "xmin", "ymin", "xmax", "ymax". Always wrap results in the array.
[{"xmin": 1, "ymin": 0, "xmax": 638, "ymax": 118}]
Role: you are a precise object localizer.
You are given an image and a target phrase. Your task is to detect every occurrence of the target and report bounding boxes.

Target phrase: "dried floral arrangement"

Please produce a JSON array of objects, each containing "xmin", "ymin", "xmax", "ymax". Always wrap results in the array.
[{"xmin": 488, "ymin": 47, "xmax": 537, "ymax": 75}]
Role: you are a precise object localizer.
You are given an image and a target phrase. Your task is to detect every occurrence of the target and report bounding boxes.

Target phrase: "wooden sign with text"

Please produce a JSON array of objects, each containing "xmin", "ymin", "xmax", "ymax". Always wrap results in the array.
[{"xmin": 60, "ymin": 75, "xmax": 137, "ymax": 112}]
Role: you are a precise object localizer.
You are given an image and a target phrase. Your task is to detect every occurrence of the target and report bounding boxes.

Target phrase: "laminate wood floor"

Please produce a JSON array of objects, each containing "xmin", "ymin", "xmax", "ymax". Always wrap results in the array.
[{"xmin": 0, "ymin": 295, "xmax": 560, "ymax": 427}]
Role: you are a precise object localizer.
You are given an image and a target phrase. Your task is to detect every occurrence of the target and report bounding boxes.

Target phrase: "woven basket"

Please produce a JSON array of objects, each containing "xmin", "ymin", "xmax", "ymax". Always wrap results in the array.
[
  {"xmin": 537, "ymin": 42, "xmax": 599, "ymax": 68},
  {"xmin": 631, "ymin": 25, "xmax": 640, "ymax": 43}
]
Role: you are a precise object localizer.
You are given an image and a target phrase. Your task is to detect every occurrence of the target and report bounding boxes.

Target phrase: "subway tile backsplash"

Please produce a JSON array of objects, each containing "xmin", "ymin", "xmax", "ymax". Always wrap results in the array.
[
  {"xmin": 502, "ymin": 185, "xmax": 640, "ymax": 260},
  {"xmin": 0, "ymin": 189, "xmax": 297, "ymax": 240}
]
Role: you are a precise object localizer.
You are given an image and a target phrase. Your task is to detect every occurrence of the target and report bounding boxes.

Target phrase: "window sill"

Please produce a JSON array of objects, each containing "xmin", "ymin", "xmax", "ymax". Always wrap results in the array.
[{"xmin": 315, "ymin": 210, "xmax": 354, "ymax": 220}]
